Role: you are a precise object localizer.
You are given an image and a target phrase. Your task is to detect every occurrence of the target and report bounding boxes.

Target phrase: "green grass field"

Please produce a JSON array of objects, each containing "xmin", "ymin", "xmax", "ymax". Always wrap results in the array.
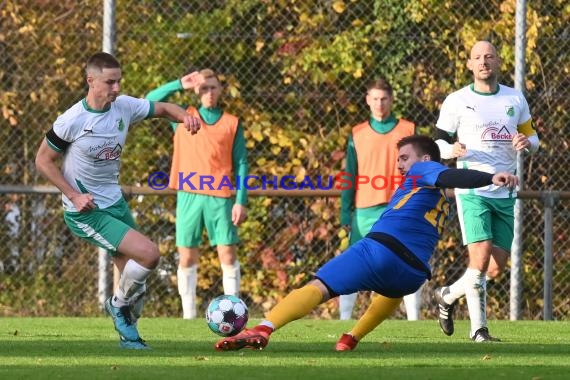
[{"xmin": 1, "ymin": 318, "xmax": 569, "ymax": 379}]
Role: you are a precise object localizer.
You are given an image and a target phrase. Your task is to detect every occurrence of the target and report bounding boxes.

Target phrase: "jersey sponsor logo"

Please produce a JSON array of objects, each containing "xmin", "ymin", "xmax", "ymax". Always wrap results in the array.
[
  {"xmin": 505, "ymin": 106, "xmax": 515, "ymax": 117},
  {"xmin": 474, "ymin": 120, "xmax": 500, "ymax": 131},
  {"xmin": 88, "ymin": 138, "xmax": 117, "ymax": 153},
  {"xmin": 481, "ymin": 125, "xmax": 512, "ymax": 142},
  {"xmin": 94, "ymin": 143, "xmax": 122, "ymax": 162},
  {"xmin": 466, "ymin": 105, "xmax": 476, "ymax": 111},
  {"xmin": 117, "ymin": 118, "xmax": 125, "ymax": 131}
]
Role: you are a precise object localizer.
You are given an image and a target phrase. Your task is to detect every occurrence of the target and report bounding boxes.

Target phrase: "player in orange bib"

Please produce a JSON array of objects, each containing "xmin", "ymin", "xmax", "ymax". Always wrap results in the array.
[{"xmin": 146, "ymin": 69, "xmax": 248, "ymax": 319}]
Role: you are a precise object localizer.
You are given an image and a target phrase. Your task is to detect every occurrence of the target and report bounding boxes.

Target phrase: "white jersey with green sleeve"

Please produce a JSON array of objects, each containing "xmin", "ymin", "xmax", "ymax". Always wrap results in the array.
[
  {"xmin": 436, "ymin": 84, "xmax": 531, "ymax": 198},
  {"xmin": 48, "ymin": 95, "xmax": 152, "ymax": 211}
]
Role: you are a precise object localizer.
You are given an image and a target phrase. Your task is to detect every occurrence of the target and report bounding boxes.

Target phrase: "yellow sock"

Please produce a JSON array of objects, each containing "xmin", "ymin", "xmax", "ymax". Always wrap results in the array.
[
  {"xmin": 266, "ymin": 284, "xmax": 323, "ymax": 329},
  {"xmin": 349, "ymin": 293, "xmax": 402, "ymax": 340}
]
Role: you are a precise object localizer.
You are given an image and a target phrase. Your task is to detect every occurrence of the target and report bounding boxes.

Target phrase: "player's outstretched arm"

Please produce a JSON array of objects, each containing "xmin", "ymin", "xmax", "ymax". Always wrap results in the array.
[
  {"xmin": 435, "ymin": 168, "xmax": 516, "ymax": 189},
  {"xmin": 153, "ymin": 102, "xmax": 201, "ymax": 134}
]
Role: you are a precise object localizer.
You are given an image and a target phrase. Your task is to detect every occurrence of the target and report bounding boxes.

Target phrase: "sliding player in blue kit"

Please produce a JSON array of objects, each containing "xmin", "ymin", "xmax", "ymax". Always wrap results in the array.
[{"xmin": 213, "ymin": 135, "xmax": 518, "ymax": 352}]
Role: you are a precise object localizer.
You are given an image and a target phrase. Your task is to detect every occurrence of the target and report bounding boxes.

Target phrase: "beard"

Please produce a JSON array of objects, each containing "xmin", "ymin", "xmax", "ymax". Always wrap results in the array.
[{"xmin": 475, "ymin": 69, "xmax": 498, "ymax": 83}]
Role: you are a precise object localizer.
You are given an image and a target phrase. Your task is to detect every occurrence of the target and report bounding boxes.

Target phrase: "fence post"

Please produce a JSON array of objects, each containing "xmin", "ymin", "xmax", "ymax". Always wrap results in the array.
[
  {"xmin": 103, "ymin": 0, "xmax": 116, "ymax": 53},
  {"xmin": 98, "ymin": 0, "xmax": 116, "ymax": 310},
  {"xmin": 98, "ymin": 247, "xmax": 111, "ymax": 309},
  {"xmin": 510, "ymin": 198, "xmax": 524, "ymax": 320},
  {"xmin": 510, "ymin": 0, "xmax": 527, "ymax": 320},
  {"xmin": 542, "ymin": 191, "xmax": 559, "ymax": 320}
]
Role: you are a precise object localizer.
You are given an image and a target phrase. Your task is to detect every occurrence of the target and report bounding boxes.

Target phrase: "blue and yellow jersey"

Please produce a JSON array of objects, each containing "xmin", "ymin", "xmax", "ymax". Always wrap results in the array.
[{"xmin": 369, "ymin": 161, "xmax": 450, "ymax": 269}]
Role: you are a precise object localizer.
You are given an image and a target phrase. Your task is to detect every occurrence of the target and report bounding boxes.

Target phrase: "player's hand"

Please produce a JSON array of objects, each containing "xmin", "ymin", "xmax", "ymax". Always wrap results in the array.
[
  {"xmin": 70, "ymin": 193, "xmax": 97, "ymax": 212},
  {"xmin": 491, "ymin": 172, "xmax": 518, "ymax": 189},
  {"xmin": 182, "ymin": 114, "xmax": 201, "ymax": 134},
  {"xmin": 180, "ymin": 71, "xmax": 205, "ymax": 90},
  {"xmin": 512, "ymin": 132, "xmax": 530, "ymax": 151},
  {"xmin": 451, "ymin": 142, "xmax": 467, "ymax": 158},
  {"xmin": 232, "ymin": 204, "xmax": 247, "ymax": 226}
]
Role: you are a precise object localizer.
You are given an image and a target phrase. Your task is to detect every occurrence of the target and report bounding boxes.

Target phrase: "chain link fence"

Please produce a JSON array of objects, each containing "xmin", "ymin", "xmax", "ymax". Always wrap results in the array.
[{"xmin": 1, "ymin": 0, "xmax": 569, "ymax": 320}]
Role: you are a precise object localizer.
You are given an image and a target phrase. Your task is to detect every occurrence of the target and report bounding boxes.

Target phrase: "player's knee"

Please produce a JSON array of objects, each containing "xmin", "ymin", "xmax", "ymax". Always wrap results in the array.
[{"xmin": 141, "ymin": 242, "xmax": 161, "ymax": 269}]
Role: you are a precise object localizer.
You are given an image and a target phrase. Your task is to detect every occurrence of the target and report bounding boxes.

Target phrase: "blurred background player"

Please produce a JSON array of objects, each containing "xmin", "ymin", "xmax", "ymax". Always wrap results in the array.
[
  {"xmin": 338, "ymin": 77, "xmax": 421, "ymax": 320},
  {"xmin": 1, "ymin": 194, "xmax": 20, "ymax": 273},
  {"xmin": 214, "ymin": 135, "xmax": 518, "ymax": 352},
  {"xmin": 433, "ymin": 40, "xmax": 539, "ymax": 342},
  {"xmin": 35, "ymin": 52, "xmax": 201, "ymax": 349},
  {"xmin": 146, "ymin": 69, "xmax": 248, "ymax": 319}
]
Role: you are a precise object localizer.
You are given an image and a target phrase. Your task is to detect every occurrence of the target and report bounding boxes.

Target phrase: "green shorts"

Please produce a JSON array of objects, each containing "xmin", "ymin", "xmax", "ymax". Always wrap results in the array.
[
  {"xmin": 349, "ymin": 204, "xmax": 387, "ymax": 245},
  {"xmin": 176, "ymin": 192, "xmax": 239, "ymax": 248},
  {"xmin": 456, "ymin": 194, "xmax": 515, "ymax": 252},
  {"xmin": 64, "ymin": 197, "xmax": 137, "ymax": 256}
]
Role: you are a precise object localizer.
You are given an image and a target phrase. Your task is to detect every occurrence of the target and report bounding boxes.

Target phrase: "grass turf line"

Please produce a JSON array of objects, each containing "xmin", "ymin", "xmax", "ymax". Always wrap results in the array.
[{"xmin": 1, "ymin": 318, "xmax": 569, "ymax": 380}]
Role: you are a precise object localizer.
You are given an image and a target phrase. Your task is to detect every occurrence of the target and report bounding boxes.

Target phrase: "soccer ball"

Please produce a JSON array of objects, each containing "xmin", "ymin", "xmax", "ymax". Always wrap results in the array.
[{"xmin": 206, "ymin": 295, "xmax": 249, "ymax": 337}]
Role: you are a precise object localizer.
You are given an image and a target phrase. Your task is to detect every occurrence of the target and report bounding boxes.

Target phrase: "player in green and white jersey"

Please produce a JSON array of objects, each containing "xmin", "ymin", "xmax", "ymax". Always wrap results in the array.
[
  {"xmin": 433, "ymin": 41, "xmax": 539, "ymax": 342},
  {"xmin": 35, "ymin": 52, "xmax": 201, "ymax": 349}
]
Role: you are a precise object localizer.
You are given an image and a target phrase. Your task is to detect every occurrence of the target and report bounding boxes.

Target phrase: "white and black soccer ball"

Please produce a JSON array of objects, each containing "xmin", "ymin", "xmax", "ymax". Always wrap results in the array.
[{"xmin": 206, "ymin": 295, "xmax": 249, "ymax": 337}]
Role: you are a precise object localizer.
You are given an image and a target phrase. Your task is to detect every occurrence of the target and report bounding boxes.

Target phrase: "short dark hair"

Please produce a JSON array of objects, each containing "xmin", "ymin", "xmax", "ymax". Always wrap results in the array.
[
  {"xmin": 397, "ymin": 135, "xmax": 441, "ymax": 162},
  {"xmin": 199, "ymin": 68, "xmax": 221, "ymax": 83},
  {"xmin": 85, "ymin": 52, "xmax": 120, "ymax": 74},
  {"xmin": 367, "ymin": 77, "xmax": 393, "ymax": 96}
]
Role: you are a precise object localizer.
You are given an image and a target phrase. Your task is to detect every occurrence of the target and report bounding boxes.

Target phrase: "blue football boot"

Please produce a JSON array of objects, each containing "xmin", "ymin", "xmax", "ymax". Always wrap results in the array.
[{"xmin": 104, "ymin": 296, "xmax": 140, "ymax": 342}]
